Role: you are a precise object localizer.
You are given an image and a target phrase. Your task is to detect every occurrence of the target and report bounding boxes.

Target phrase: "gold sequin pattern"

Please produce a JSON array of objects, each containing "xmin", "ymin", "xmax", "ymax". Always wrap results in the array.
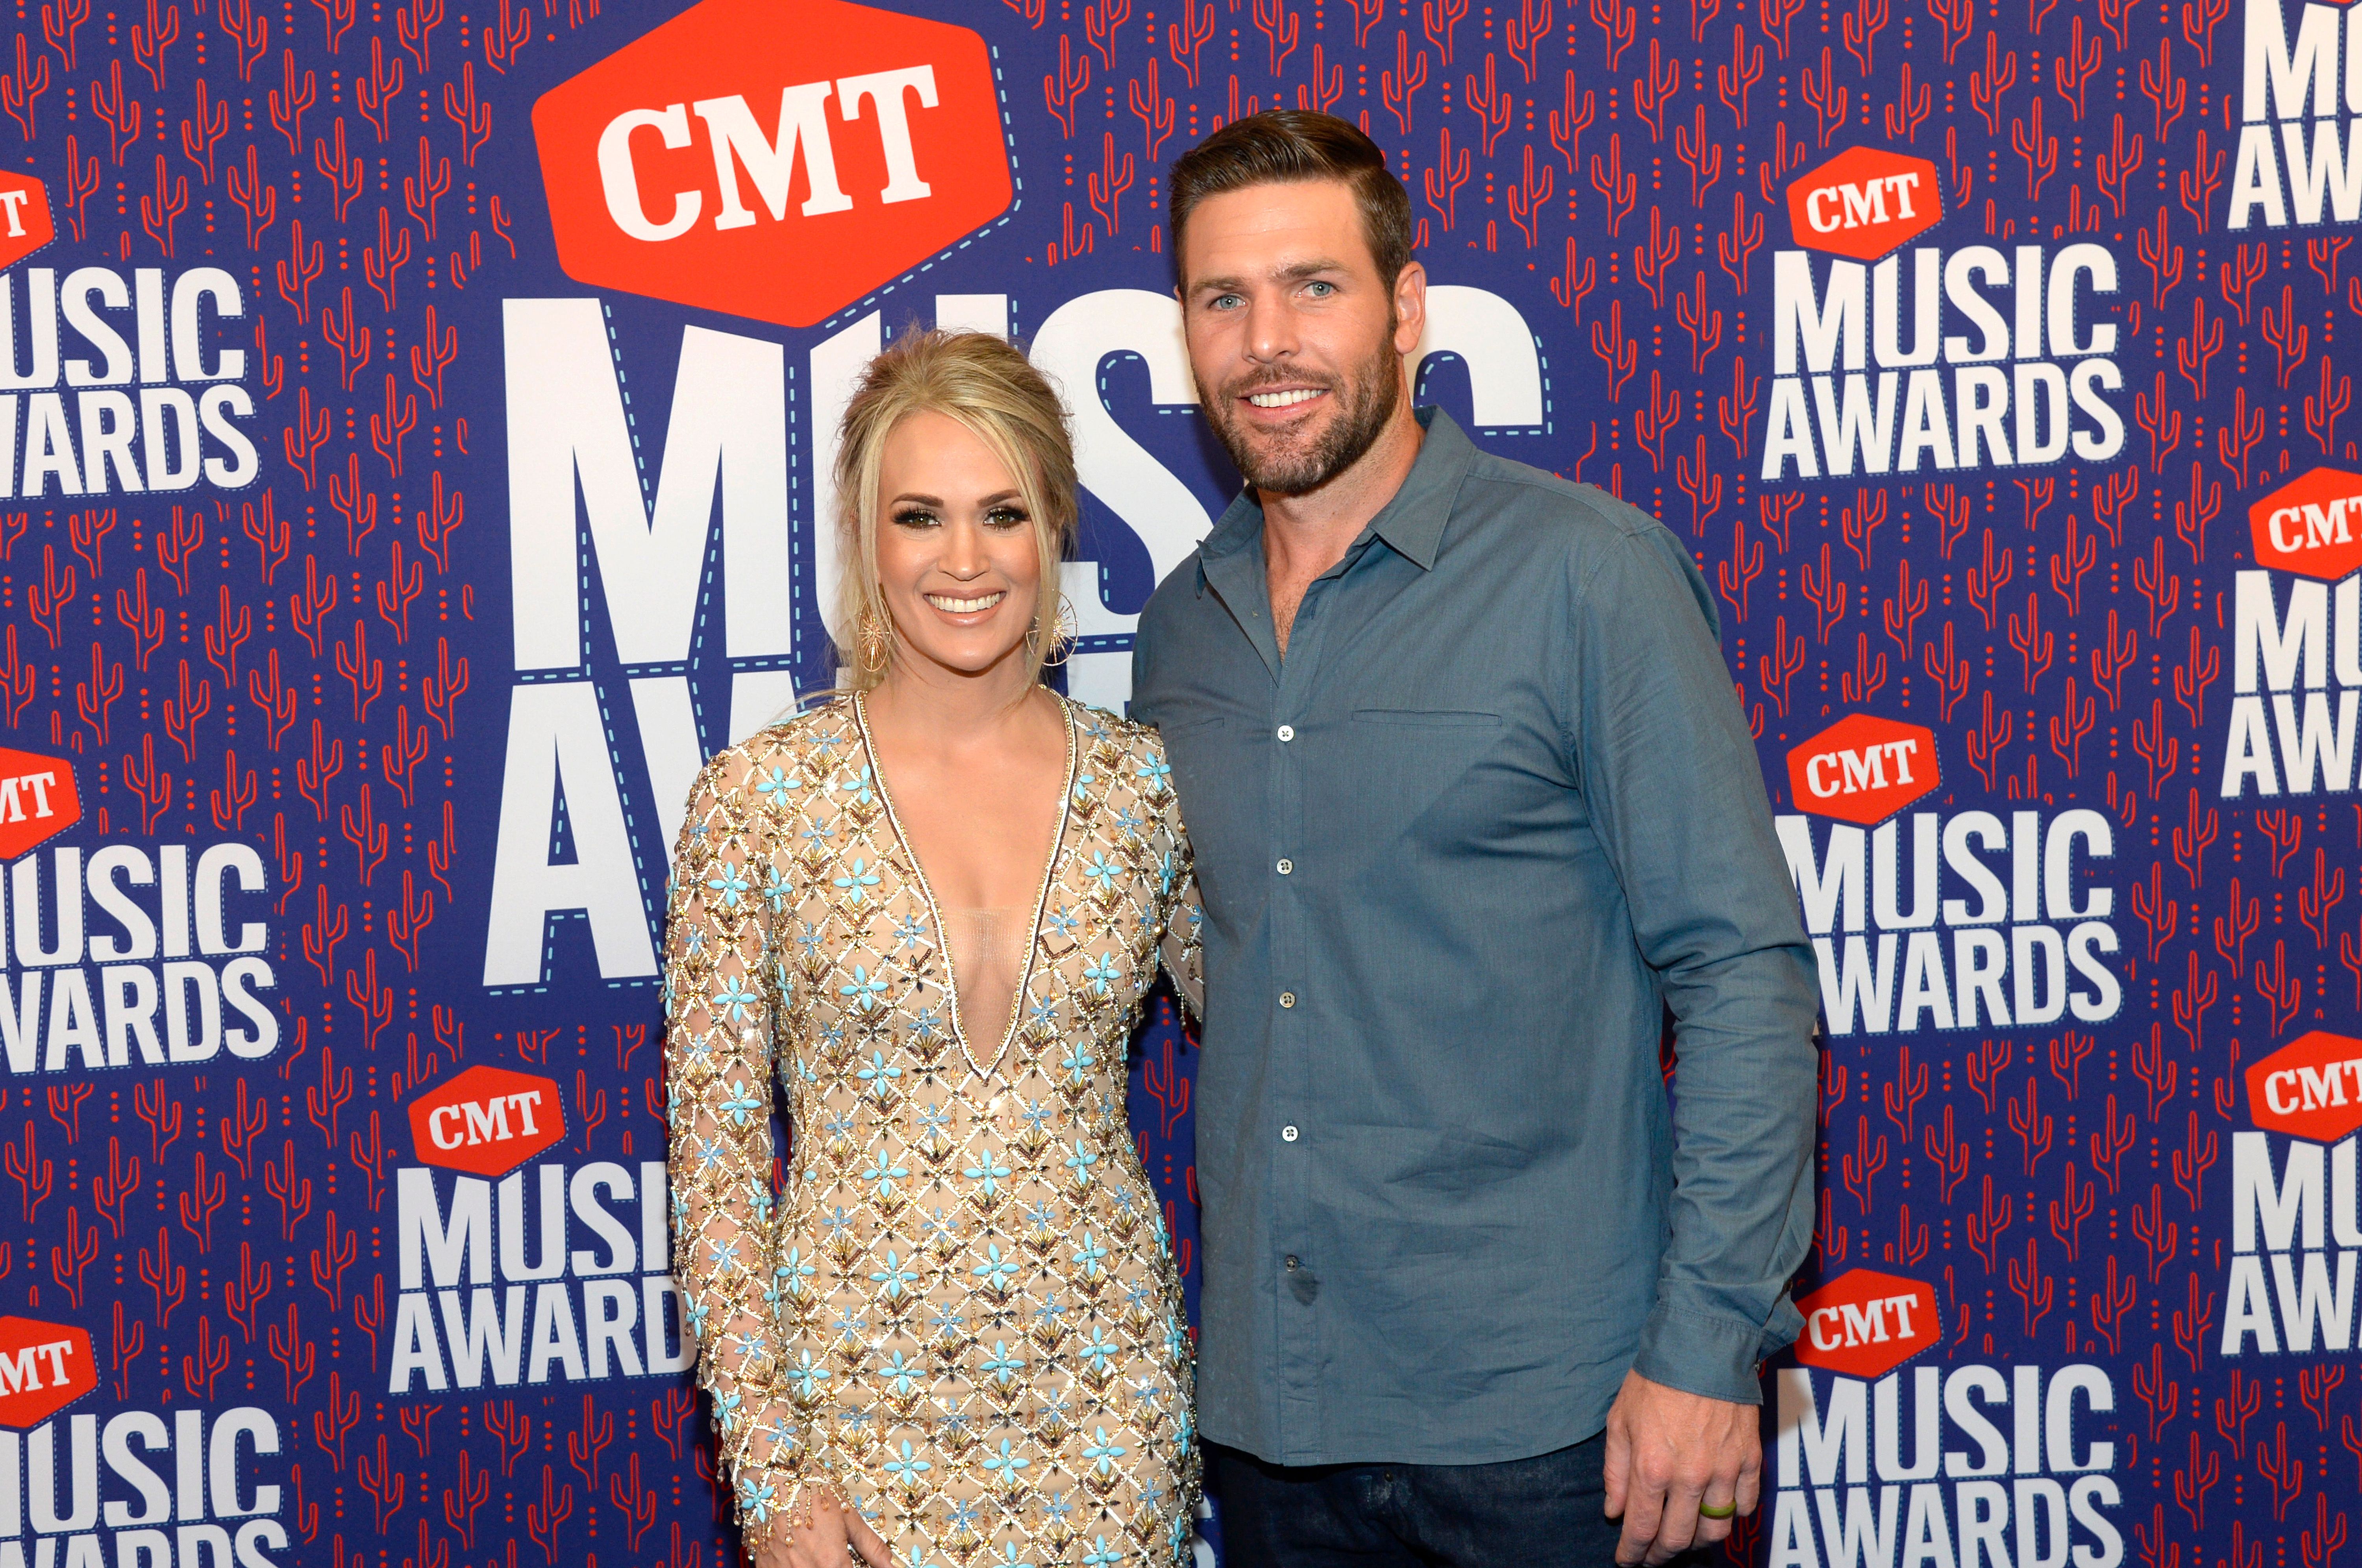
[{"xmin": 663, "ymin": 695, "xmax": 1205, "ymax": 1566}]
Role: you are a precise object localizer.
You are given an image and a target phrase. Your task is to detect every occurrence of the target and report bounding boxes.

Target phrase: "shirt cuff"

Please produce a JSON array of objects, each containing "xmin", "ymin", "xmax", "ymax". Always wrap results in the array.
[{"xmin": 1631, "ymin": 1292, "xmax": 1803, "ymax": 1407}]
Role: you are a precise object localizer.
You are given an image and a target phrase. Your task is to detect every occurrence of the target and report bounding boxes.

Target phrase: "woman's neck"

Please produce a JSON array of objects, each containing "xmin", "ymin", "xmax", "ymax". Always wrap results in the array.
[{"xmin": 865, "ymin": 651, "xmax": 1048, "ymax": 749}]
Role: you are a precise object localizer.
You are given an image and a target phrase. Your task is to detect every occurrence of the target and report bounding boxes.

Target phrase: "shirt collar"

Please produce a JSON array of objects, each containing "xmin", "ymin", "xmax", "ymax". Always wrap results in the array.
[{"xmin": 1195, "ymin": 405, "xmax": 1475, "ymax": 590}]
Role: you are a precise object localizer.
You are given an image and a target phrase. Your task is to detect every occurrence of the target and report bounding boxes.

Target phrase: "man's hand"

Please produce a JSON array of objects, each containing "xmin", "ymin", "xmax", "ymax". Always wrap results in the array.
[{"xmin": 1601, "ymin": 1368, "xmax": 1762, "ymax": 1566}]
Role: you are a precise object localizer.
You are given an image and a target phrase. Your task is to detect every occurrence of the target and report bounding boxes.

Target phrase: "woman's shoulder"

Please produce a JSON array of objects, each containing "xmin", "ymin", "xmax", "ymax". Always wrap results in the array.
[
  {"xmin": 700, "ymin": 695, "xmax": 859, "ymax": 790},
  {"xmin": 1066, "ymin": 695, "xmax": 1166, "ymax": 760}
]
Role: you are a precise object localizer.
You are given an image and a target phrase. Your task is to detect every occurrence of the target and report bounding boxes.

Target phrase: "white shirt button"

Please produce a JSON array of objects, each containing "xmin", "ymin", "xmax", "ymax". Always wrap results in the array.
[
  {"xmin": 1281, "ymin": 1125, "xmax": 1299, "ymax": 1143},
  {"xmin": 1277, "ymin": 858, "xmax": 1293, "ymax": 875},
  {"xmin": 1276, "ymin": 724, "xmax": 1295, "ymax": 742},
  {"xmin": 1279, "ymin": 991, "xmax": 1296, "ymax": 1008}
]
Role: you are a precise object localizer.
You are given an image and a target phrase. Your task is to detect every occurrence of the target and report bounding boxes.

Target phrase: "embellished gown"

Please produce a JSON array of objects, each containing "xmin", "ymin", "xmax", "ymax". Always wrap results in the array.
[{"xmin": 663, "ymin": 693, "xmax": 1204, "ymax": 1567}]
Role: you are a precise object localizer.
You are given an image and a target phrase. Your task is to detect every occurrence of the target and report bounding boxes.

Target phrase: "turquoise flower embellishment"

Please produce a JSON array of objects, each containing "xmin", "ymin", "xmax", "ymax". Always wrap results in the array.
[
  {"xmin": 1060, "ymin": 1044, "xmax": 1096, "ymax": 1085},
  {"xmin": 713, "ymin": 1390, "xmax": 743, "ymax": 1433},
  {"xmin": 705, "ymin": 862, "xmax": 752, "ymax": 909},
  {"xmin": 840, "ymin": 966, "xmax": 889, "ymax": 1011},
  {"xmin": 1136, "ymin": 753, "xmax": 1172, "ymax": 791},
  {"xmin": 880, "ymin": 1350, "xmax": 921, "ymax": 1395},
  {"xmin": 753, "ymin": 764, "xmax": 796, "ymax": 801},
  {"xmin": 869, "ymin": 1251, "xmax": 918, "ymax": 1301},
  {"xmin": 962, "ymin": 1153, "xmax": 1012, "ymax": 1197},
  {"xmin": 719, "ymin": 1078, "xmax": 763, "ymax": 1126},
  {"xmin": 1063, "ymin": 1140, "xmax": 1099, "ymax": 1182},
  {"xmin": 860, "ymin": 1156, "xmax": 910, "ymax": 1199},
  {"xmin": 705, "ymin": 1236, "xmax": 741, "ymax": 1276},
  {"xmin": 1072, "ymin": 1232, "xmax": 1107, "ymax": 1278},
  {"xmin": 1079, "ymin": 1327, "xmax": 1119, "ymax": 1375},
  {"xmin": 1081, "ymin": 952, "xmax": 1120, "ymax": 996},
  {"xmin": 1082, "ymin": 851, "xmax": 1122, "ymax": 894},
  {"xmin": 763, "ymin": 864, "xmax": 792, "ymax": 913},
  {"xmin": 883, "ymin": 1441, "xmax": 932, "ymax": 1485},
  {"xmin": 783, "ymin": 1351, "xmax": 831, "ymax": 1399},
  {"xmin": 981, "ymin": 1339, "xmax": 1025, "ymax": 1385},
  {"xmin": 1158, "ymin": 849, "xmax": 1178, "ymax": 897},
  {"xmin": 981, "ymin": 1439, "xmax": 1030, "ymax": 1484},
  {"xmin": 989, "ymin": 1540, "xmax": 1034, "ymax": 1568},
  {"xmin": 833, "ymin": 858, "xmax": 882, "ymax": 904},
  {"xmin": 1080, "ymin": 1427, "xmax": 1127, "ymax": 1476},
  {"xmin": 711, "ymin": 976, "xmax": 761, "ymax": 1024},
  {"xmin": 1083, "ymin": 1538, "xmax": 1124, "ymax": 1568},
  {"xmin": 839, "ymin": 765, "xmax": 877, "ymax": 808},
  {"xmin": 857, "ymin": 1051, "xmax": 903, "ymax": 1097},
  {"xmin": 1071, "ymin": 769, "xmax": 1096, "ymax": 803},
  {"xmin": 775, "ymin": 1246, "xmax": 816, "ymax": 1298},
  {"xmin": 682, "ymin": 1298, "xmax": 711, "ymax": 1341},
  {"xmin": 735, "ymin": 1474, "xmax": 776, "ymax": 1524},
  {"xmin": 972, "ymin": 1243, "xmax": 1019, "ymax": 1293}
]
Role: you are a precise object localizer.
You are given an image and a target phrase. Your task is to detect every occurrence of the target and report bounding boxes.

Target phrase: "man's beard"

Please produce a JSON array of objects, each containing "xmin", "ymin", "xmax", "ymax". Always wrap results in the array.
[{"xmin": 1207, "ymin": 333, "xmax": 1402, "ymax": 498}]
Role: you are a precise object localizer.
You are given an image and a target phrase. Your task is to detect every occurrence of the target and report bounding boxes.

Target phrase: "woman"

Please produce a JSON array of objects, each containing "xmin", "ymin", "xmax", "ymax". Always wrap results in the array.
[{"xmin": 663, "ymin": 329, "xmax": 1203, "ymax": 1568}]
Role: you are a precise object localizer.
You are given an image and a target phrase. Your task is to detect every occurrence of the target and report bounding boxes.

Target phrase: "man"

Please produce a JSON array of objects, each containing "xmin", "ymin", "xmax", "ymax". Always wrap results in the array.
[{"xmin": 1130, "ymin": 111, "xmax": 1820, "ymax": 1567}]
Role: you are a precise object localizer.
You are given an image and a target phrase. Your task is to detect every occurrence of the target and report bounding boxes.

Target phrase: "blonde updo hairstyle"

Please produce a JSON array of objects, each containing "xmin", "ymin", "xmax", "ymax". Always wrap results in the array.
[{"xmin": 831, "ymin": 328, "xmax": 1080, "ymax": 690}]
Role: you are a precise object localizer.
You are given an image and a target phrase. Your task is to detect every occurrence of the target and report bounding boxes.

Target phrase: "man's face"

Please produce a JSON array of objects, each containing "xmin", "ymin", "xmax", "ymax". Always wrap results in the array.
[{"xmin": 1177, "ymin": 179, "xmax": 1423, "ymax": 497}]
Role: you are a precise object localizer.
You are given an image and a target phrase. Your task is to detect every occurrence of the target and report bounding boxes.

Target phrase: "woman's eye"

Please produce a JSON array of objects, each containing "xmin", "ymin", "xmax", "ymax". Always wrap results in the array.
[
  {"xmin": 985, "ymin": 507, "xmax": 1029, "ymax": 529},
  {"xmin": 891, "ymin": 508, "xmax": 938, "ymax": 528}
]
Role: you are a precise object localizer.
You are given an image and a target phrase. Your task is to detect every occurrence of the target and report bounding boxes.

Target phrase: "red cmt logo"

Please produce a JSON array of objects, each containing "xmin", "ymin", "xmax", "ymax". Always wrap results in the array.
[
  {"xmin": 0, "ymin": 174, "xmax": 55, "ymax": 271},
  {"xmin": 533, "ymin": 0, "xmax": 1013, "ymax": 327},
  {"xmin": 0, "ymin": 748, "xmax": 79, "ymax": 860},
  {"xmin": 0, "ymin": 1317, "xmax": 96, "ymax": 1427},
  {"xmin": 2247, "ymin": 1031, "xmax": 2362, "ymax": 1143},
  {"xmin": 1792, "ymin": 1270, "xmax": 1940, "ymax": 1379},
  {"xmin": 2249, "ymin": 468, "xmax": 2362, "ymax": 581},
  {"xmin": 1787, "ymin": 146, "xmax": 1943, "ymax": 261},
  {"xmin": 1786, "ymin": 714, "xmax": 1939, "ymax": 826},
  {"xmin": 407, "ymin": 1066, "xmax": 566, "ymax": 1176}
]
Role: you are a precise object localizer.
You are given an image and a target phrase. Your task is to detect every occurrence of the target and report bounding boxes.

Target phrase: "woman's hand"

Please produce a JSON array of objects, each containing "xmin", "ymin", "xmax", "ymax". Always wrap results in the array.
[{"xmin": 749, "ymin": 1489, "xmax": 891, "ymax": 1568}]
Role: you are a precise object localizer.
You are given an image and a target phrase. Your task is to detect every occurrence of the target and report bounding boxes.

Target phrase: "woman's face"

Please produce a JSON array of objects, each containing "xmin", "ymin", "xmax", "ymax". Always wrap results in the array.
[{"xmin": 871, "ymin": 408, "xmax": 1045, "ymax": 683}]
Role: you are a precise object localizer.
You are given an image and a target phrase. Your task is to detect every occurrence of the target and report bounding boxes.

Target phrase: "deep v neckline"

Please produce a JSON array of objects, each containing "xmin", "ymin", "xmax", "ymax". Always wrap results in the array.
[{"xmin": 853, "ymin": 690, "xmax": 1080, "ymax": 1080}]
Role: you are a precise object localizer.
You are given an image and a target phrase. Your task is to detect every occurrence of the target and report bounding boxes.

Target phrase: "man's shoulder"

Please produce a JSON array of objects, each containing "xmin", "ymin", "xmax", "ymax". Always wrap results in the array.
[{"xmin": 1454, "ymin": 444, "xmax": 1664, "ymax": 549}]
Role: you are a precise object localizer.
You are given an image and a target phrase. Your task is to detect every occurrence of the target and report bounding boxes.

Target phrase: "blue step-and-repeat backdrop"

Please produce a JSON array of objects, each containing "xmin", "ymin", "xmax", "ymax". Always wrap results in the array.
[{"xmin": 0, "ymin": 0, "xmax": 2353, "ymax": 1559}]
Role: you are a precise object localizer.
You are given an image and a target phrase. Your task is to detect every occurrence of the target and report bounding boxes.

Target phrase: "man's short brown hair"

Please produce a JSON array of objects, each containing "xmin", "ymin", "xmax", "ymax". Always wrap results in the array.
[{"xmin": 1169, "ymin": 111, "xmax": 1414, "ymax": 290}]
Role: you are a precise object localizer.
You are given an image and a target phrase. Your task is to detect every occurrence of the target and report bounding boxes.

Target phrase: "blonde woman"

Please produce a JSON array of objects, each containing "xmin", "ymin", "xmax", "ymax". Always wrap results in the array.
[{"xmin": 663, "ymin": 329, "xmax": 1204, "ymax": 1568}]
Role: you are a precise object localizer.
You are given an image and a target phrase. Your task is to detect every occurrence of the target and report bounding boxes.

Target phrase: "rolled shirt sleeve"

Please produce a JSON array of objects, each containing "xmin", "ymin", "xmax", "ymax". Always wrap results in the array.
[{"xmin": 1566, "ymin": 518, "xmax": 1821, "ymax": 1405}]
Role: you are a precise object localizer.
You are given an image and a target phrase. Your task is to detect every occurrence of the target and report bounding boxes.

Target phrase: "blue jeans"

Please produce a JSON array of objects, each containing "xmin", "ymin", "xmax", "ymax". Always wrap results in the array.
[{"xmin": 1206, "ymin": 1434, "xmax": 1714, "ymax": 1568}]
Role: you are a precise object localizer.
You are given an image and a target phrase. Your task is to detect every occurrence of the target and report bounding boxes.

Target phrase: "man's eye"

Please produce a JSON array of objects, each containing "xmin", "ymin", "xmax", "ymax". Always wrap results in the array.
[
  {"xmin": 1211, "ymin": 294, "xmax": 1242, "ymax": 311},
  {"xmin": 1305, "ymin": 281, "xmax": 1335, "ymax": 297}
]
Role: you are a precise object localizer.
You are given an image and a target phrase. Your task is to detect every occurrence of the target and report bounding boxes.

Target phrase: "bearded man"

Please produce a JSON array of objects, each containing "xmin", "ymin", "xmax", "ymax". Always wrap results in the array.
[{"xmin": 1129, "ymin": 111, "xmax": 1820, "ymax": 1568}]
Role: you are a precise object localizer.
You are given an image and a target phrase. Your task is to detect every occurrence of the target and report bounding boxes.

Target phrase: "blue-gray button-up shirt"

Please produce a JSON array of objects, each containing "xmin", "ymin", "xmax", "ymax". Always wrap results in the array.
[{"xmin": 1131, "ymin": 407, "xmax": 1819, "ymax": 1468}]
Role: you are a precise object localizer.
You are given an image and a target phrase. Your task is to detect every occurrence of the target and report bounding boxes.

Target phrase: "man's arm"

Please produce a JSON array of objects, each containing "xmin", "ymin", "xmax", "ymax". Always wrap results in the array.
[{"xmin": 1564, "ymin": 512, "xmax": 1820, "ymax": 1562}]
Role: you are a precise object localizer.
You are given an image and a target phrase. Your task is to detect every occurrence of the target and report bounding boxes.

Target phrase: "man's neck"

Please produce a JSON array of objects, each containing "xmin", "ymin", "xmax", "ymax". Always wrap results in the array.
[{"xmin": 1260, "ymin": 398, "xmax": 1425, "ymax": 588}]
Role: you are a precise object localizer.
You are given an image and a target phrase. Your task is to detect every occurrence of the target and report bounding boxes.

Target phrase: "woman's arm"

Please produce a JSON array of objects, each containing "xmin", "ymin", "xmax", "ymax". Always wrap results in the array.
[
  {"xmin": 1145, "ymin": 742, "xmax": 1206, "ymax": 1022},
  {"xmin": 664, "ymin": 750, "xmax": 800, "ymax": 1538}
]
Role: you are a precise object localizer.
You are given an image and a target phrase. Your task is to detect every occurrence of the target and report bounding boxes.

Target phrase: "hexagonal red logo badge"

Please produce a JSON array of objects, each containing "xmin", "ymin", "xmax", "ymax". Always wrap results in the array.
[
  {"xmin": 408, "ymin": 1066, "xmax": 566, "ymax": 1176},
  {"xmin": 1788, "ymin": 146, "xmax": 1943, "ymax": 261},
  {"xmin": 0, "ymin": 174, "xmax": 56, "ymax": 272},
  {"xmin": 533, "ymin": 0, "xmax": 1013, "ymax": 327},
  {"xmin": 0, "ymin": 748, "xmax": 79, "ymax": 860},
  {"xmin": 2249, "ymin": 468, "xmax": 2362, "ymax": 581},
  {"xmin": 2247, "ymin": 1031, "xmax": 2362, "ymax": 1143},
  {"xmin": 1792, "ymin": 1270, "xmax": 1940, "ymax": 1379},
  {"xmin": 0, "ymin": 1317, "xmax": 96, "ymax": 1427},
  {"xmin": 1786, "ymin": 714, "xmax": 1940, "ymax": 826}
]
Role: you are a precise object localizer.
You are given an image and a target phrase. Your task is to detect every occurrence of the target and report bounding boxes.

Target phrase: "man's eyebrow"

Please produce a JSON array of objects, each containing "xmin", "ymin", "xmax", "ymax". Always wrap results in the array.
[{"xmin": 1187, "ymin": 258, "xmax": 1352, "ymax": 298}]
